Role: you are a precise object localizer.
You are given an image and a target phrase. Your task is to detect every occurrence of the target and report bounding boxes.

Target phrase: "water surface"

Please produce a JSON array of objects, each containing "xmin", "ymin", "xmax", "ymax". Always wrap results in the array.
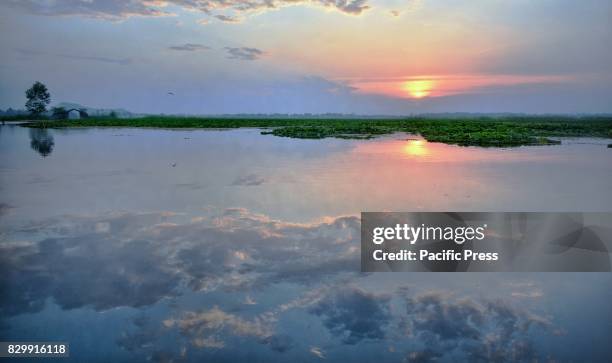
[{"xmin": 1, "ymin": 126, "xmax": 611, "ymax": 362}]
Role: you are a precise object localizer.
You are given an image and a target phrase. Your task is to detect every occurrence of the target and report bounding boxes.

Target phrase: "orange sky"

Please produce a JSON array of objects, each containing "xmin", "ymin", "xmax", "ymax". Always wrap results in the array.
[{"xmin": 1, "ymin": 0, "xmax": 611, "ymax": 114}]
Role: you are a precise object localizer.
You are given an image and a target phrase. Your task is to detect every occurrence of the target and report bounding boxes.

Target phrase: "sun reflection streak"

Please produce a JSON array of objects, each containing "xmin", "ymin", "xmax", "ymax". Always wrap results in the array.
[{"xmin": 403, "ymin": 139, "xmax": 430, "ymax": 157}]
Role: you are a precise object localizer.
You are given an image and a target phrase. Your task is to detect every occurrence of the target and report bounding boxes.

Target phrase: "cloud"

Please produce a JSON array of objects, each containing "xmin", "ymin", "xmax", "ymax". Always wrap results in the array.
[
  {"xmin": 214, "ymin": 14, "xmax": 240, "ymax": 23},
  {"xmin": 170, "ymin": 0, "xmax": 372, "ymax": 17},
  {"xmin": 168, "ymin": 43, "xmax": 210, "ymax": 51},
  {"xmin": 3, "ymin": 0, "xmax": 171, "ymax": 20},
  {"xmin": 58, "ymin": 54, "xmax": 132, "ymax": 65},
  {"xmin": 3, "ymin": 0, "xmax": 371, "ymax": 20},
  {"xmin": 224, "ymin": 47, "xmax": 264, "ymax": 61},
  {"xmin": 318, "ymin": 0, "xmax": 370, "ymax": 15},
  {"xmin": 14, "ymin": 48, "xmax": 132, "ymax": 65},
  {"xmin": 232, "ymin": 174, "xmax": 266, "ymax": 186},
  {"xmin": 310, "ymin": 286, "xmax": 391, "ymax": 344}
]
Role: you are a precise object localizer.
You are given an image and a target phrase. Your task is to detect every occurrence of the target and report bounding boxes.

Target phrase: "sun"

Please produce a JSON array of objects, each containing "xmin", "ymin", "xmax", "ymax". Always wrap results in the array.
[{"xmin": 403, "ymin": 79, "xmax": 435, "ymax": 98}]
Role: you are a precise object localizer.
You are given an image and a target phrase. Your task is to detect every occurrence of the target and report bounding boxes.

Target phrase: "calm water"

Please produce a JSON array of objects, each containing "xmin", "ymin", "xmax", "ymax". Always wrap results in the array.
[{"xmin": 1, "ymin": 125, "xmax": 611, "ymax": 362}]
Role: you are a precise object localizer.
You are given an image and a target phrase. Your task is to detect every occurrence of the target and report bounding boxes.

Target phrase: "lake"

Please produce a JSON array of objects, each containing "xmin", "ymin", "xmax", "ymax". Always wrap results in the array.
[{"xmin": 1, "ymin": 125, "xmax": 611, "ymax": 362}]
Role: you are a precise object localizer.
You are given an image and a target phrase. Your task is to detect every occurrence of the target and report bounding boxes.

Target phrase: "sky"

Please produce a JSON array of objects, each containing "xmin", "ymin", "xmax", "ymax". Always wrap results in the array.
[{"xmin": 0, "ymin": 0, "xmax": 611, "ymax": 115}]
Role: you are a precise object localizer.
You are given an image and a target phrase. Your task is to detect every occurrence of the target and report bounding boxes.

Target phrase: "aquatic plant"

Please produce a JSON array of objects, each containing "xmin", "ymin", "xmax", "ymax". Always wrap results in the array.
[{"xmin": 22, "ymin": 115, "xmax": 612, "ymax": 147}]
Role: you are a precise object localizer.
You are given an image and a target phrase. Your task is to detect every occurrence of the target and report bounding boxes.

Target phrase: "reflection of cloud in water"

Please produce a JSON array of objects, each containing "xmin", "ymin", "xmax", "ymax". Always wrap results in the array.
[
  {"xmin": 310, "ymin": 346, "xmax": 326, "ymax": 359},
  {"xmin": 1, "ymin": 208, "xmax": 360, "ymax": 316},
  {"xmin": 506, "ymin": 281, "xmax": 545, "ymax": 299},
  {"xmin": 116, "ymin": 284, "xmax": 558, "ymax": 362},
  {"xmin": 0, "ymin": 233, "xmax": 180, "ymax": 315},
  {"xmin": 310, "ymin": 287, "xmax": 391, "ymax": 344},
  {"xmin": 0, "ymin": 208, "xmax": 606, "ymax": 362},
  {"xmin": 401, "ymin": 291, "xmax": 556, "ymax": 362},
  {"xmin": 0, "ymin": 203, "xmax": 12, "ymax": 216},
  {"xmin": 3, "ymin": 128, "xmax": 612, "ymax": 361},
  {"xmin": 164, "ymin": 306, "xmax": 273, "ymax": 348}
]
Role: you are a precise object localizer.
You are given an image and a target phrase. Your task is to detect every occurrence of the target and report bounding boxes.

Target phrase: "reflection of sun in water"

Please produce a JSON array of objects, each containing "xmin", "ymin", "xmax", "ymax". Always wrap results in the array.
[
  {"xmin": 403, "ymin": 140, "xmax": 430, "ymax": 157},
  {"xmin": 403, "ymin": 80, "xmax": 435, "ymax": 98}
]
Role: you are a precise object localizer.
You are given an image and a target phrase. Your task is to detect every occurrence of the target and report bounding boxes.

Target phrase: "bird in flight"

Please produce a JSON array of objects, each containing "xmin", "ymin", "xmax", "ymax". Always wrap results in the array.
[{"xmin": 167, "ymin": 91, "xmax": 175, "ymax": 95}]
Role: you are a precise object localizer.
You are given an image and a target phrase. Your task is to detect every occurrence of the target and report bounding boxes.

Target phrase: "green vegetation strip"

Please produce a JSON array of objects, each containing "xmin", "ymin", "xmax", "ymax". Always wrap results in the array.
[{"xmin": 24, "ymin": 116, "xmax": 612, "ymax": 147}]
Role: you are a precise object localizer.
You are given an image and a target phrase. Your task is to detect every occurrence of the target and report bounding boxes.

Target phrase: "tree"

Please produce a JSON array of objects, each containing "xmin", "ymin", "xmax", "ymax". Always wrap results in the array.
[
  {"xmin": 25, "ymin": 81, "xmax": 51, "ymax": 115},
  {"xmin": 52, "ymin": 106, "xmax": 68, "ymax": 119}
]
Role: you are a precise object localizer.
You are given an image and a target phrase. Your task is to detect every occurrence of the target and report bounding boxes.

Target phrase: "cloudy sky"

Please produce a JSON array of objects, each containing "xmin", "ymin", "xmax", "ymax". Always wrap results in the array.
[{"xmin": 0, "ymin": 0, "xmax": 611, "ymax": 115}]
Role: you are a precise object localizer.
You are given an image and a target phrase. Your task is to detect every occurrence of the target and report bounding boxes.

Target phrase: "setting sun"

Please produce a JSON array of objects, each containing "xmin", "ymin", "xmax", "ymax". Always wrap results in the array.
[{"xmin": 403, "ymin": 80, "xmax": 435, "ymax": 98}]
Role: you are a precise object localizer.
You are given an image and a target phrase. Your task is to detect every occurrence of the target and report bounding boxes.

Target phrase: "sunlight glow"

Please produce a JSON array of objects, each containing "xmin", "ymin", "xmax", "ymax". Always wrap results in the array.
[{"xmin": 403, "ymin": 79, "xmax": 435, "ymax": 98}]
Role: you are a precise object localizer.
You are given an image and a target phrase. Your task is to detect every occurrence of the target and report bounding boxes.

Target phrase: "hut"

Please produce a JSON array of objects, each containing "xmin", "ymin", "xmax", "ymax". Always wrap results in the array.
[{"xmin": 67, "ymin": 109, "xmax": 80, "ymax": 119}]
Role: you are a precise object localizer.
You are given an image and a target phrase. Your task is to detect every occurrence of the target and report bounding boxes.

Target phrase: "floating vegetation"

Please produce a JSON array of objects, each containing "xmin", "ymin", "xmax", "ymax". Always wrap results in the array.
[{"xmin": 23, "ymin": 115, "xmax": 612, "ymax": 147}]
